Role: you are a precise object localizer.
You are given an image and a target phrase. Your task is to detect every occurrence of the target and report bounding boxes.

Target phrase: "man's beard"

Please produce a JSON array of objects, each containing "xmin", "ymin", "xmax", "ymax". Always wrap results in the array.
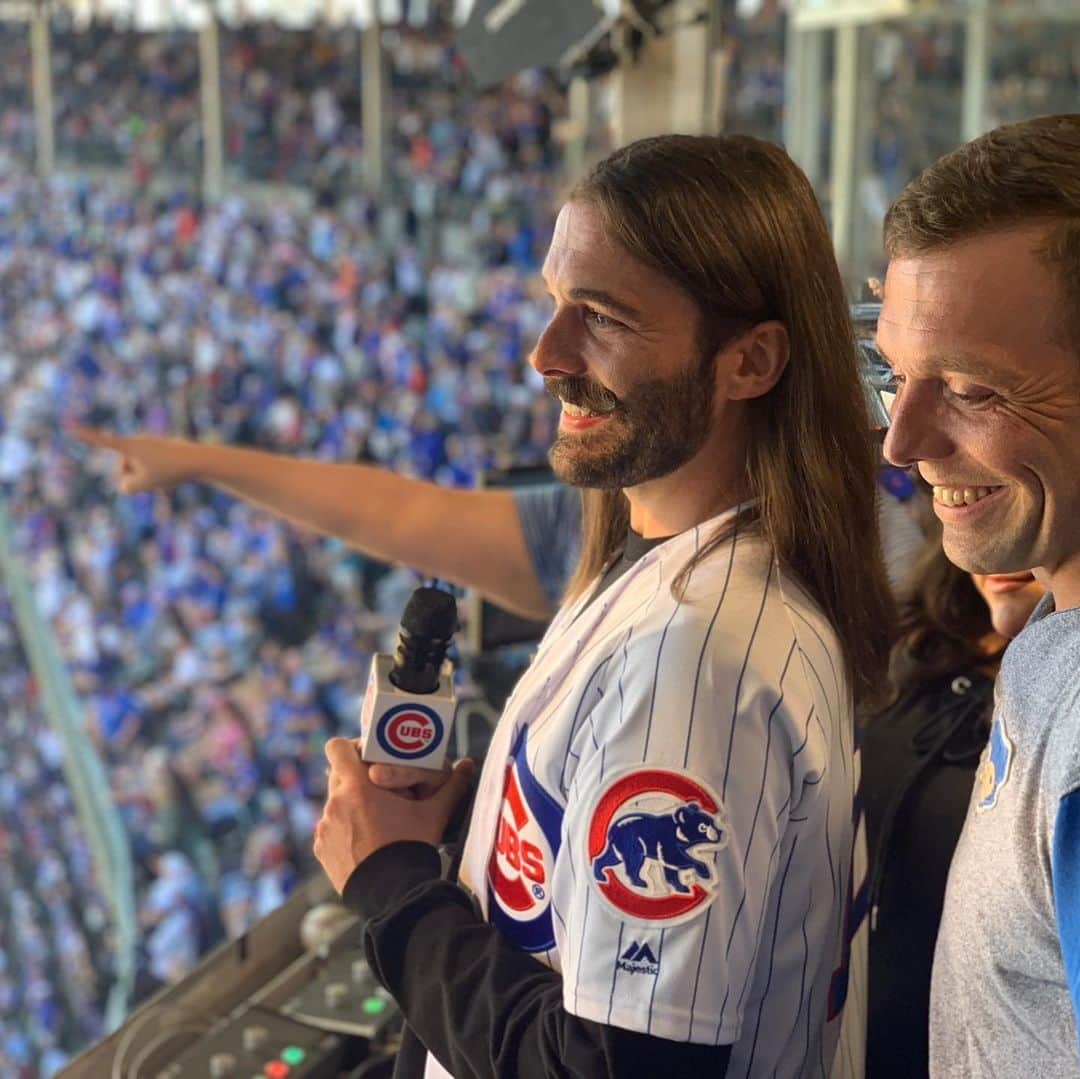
[{"xmin": 545, "ymin": 350, "xmax": 715, "ymax": 489}]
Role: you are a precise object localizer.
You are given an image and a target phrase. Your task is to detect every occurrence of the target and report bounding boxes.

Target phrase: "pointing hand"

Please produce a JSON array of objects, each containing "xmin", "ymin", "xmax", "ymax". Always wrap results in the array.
[{"xmin": 65, "ymin": 423, "xmax": 203, "ymax": 495}]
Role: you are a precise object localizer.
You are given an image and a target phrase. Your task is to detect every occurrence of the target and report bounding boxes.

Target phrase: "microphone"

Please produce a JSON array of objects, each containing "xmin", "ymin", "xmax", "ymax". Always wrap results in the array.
[{"xmin": 359, "ymin": 587, "xmax": 458, "ymax": 771}]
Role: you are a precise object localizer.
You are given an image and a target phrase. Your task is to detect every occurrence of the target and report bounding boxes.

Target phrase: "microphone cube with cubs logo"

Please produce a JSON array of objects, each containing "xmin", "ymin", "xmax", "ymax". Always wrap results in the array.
[{"xmin": 358, "ymin": 654, "xmax": 456, "ymax": 769}]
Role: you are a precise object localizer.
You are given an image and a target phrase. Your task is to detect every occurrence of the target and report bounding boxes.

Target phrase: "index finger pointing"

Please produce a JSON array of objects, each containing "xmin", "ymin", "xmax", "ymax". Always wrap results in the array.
[{"xmin": 66, "ymin": 423, "xmax": 122, "ymax": 451}]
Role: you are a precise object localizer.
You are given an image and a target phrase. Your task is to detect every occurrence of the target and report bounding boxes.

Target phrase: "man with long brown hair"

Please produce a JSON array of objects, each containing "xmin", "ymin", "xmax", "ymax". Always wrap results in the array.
[
  {"xmin": 76, "ymin": 134, "xmax": 893, "ymax": 1077},
  {"xmin": 879, "ymin": 113, "xmax": 1080, "ymax": 1077},
  {"xmin": 312, "ymin": 134, "xmax": 891, "ymax": 1078}
]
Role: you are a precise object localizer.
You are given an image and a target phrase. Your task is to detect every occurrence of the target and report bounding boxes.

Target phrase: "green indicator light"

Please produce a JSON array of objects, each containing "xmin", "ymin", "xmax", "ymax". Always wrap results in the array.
[
  {"xmin": 362, "ymin": 996, "xmax": 387, "ymax": 1015},
  {"xmin": 281, "ymin": 1047, "xmax": 306, "ymax": 1066}
]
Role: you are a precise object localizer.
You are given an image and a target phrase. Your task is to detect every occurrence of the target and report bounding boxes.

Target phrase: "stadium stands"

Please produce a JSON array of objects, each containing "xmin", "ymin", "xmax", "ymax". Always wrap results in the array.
[
  {"xmin": 0, "ymin": 599, "xmax": 108, "ymax": 1077},
  {"xmin": 0, "ymin": 44, "xmax": 559, "ymax": 1065},
  {"xmin": 0, "ymin": 7, "xmax": 1074, "ymax": 1074}
]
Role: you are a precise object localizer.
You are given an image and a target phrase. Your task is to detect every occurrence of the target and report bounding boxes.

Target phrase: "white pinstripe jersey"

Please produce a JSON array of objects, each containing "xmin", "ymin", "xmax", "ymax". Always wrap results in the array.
[{"xmin": 426, "ymin": 507, "xmax": 864, "ymax": 1078}]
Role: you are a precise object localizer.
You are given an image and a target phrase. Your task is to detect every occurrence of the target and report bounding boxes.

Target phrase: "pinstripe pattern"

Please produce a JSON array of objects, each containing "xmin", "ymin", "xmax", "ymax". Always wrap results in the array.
[
  {"xmin": 428, "ymin": 507, "xmax": 859, "ymax": 1079},
  {"xmin": 683, "ymin": 533, "xmax": 739, "ymax": 770}
]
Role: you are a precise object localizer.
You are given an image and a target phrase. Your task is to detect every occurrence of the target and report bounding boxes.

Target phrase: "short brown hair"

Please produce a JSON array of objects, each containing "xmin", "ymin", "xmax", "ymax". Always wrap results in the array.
[
  {"xmin": 564, "ymin": 134, "xmax": 895, "ymax": 709},
  {"xmin": 883, "ymin": 114, "xmax": 1080, "ymax": 353}
]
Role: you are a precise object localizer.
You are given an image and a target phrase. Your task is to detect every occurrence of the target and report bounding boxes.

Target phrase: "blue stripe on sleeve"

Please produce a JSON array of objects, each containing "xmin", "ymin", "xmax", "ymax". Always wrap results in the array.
[{"xmin": 1052, "ymin": 786, "xmax": 1080, "ymax": 1051}]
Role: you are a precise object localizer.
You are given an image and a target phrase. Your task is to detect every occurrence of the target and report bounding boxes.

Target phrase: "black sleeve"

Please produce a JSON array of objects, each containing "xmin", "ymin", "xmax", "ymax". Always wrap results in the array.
[{"xmin": 343, "ymin": 841, "xmax": 731, "ymax": 1079}]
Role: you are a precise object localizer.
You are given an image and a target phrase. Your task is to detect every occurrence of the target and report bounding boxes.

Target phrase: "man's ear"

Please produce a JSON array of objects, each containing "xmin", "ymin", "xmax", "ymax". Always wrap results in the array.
[{"xmin": 722, "ymin": 320, "xmax": 790, "ymax": 401}]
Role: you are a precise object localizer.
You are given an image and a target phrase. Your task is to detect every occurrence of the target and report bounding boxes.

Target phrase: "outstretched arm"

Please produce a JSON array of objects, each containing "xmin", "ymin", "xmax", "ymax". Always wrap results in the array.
[{"xmin": 67, "ymin": 427, "xmax": 553, "ymax": 620}]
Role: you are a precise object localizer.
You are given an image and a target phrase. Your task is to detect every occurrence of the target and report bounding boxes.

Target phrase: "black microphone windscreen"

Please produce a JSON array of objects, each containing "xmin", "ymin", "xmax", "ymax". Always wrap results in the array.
[{"xmin": 401, "ymin": 587, "xmax": 458, "ymax": 641}]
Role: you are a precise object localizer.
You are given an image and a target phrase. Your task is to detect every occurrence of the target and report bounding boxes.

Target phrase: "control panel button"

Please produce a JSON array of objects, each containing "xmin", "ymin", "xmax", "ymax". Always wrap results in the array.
[
  {"xmin": 263, "ymin": 1062, "xmax": 290, "ymax": 1079},
  {"xmin": 362, "ymin": 995, "xmax": 387, "ymax": 1016},
  {"xmin": 280, "ymin": 1047, "xmax": 306, "ymax": 1066},
  {"xmin": 351, "ymin": 958, "xmax": 368, "ymax": 983},
  {"xmin": 242, "ymin": 1026, "xmax": 269, "ymax": 1054},
  {"xmin": 324, "ymin": 981, "xmax": 349, "ymax": 1009},
  {"xmin": 209, "ymin": 1052, "xmax": 237, "ymax": 1077}
]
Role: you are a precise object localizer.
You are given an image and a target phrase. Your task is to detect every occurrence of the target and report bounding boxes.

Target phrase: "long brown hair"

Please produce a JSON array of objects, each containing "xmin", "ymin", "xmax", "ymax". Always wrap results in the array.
[{"xmin": 563, "ymin": 134, "xmax": 894, "ymax": 708}]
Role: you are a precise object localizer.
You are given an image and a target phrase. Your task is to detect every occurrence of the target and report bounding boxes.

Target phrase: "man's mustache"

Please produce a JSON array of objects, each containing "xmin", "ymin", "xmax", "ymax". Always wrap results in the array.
[{"xmin": 544, "ymin": 376, "xmax": 620, "ymax": 414}]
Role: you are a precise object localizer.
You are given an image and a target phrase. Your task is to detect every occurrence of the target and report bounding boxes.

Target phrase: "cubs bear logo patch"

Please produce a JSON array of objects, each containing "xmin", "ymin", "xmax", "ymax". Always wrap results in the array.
[{"xmin": 586, "ymin": 767, "xmax": 727, "ymax": 925}]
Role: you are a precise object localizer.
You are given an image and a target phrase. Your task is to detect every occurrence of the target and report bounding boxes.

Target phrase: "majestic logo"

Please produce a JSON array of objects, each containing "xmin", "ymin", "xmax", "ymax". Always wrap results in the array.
[
  {"xmin": 617, "ymin": 940, "xmax": 660, "ymax": 976},
  {"xmin": 588, "ymin": 768, "xmax": 727, "ymax": 925},
  {"xmin": 487, "ymin": 728, "xmax": 564, "ymax": 952},
  {"xmin": 375, "ymin": 704, "xmax": 443, "ymax": 760},
  {"xmin": 975, "ymin": 713, "xmax": 1014, "ymax": 813}
]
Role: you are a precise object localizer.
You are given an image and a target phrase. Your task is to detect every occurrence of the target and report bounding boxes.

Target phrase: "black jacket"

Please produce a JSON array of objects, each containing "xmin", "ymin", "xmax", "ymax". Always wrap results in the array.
[
  {"xmin": 343, "ymin": 842, "xmax": 731, "ymax": 1079},
  {"xmin": 861, "ymin": 669, "xmax": 993, "ymax": 1079}
]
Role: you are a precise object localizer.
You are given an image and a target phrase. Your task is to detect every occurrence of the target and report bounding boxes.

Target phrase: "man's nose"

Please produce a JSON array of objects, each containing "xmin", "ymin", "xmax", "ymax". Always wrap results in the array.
[
  {"xmin": 529, "ymin": 309, "xmax": 587, "ymax": 379},
  {"xmin": 882, "ymin": 383, "xmax": 955, "ymax": 469}
]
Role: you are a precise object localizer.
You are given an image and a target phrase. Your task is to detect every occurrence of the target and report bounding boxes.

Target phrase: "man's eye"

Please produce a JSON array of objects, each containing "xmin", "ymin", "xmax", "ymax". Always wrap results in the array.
[
  {"xmin": 944, "ymin": 385, "xmax": 996, "ymax": 405},
  {"xmin": 584, "ymin": 308, "xmax": 617, "ymax": 329}
]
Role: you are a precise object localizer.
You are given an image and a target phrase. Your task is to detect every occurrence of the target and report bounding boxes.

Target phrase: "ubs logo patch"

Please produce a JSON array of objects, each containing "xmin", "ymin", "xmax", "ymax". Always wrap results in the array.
[
  {"xmin": 487, "ymin": 728, "xmax": 564, "ymax": 952},
  {"xmin": 975, "ymin": 712, "xmax": 1014, "ymax": 813}
]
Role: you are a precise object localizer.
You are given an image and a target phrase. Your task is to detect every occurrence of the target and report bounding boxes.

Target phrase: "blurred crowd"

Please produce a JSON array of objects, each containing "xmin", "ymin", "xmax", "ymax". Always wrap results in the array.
[
  {"xmin": 724, "ymin": 3, "xmax": 1078, "ymax": 276},
  {"xmin": 1, "ymin": 13, "xmax": 565, "ymax": 1072},
  {"xmin": 220, "ymin": 18, "xmax": 564, "ymax": 208},
  {"xmin": 0, "ymin": 7, "xmax": 567, "ymax": 219},
  {"xmin": 0, "ymin": 601, "xmax": 108, "ymax": 1077},
  {"xmin": 856, "ymin": 16, "xmax": 1078, "ymax": 275},
  {"xmin": 1, "ymin": 4, "xmax": 1075, "ymax": 205},
  {"xmin": 52, "ymin": 24, "xmax": 202, "ymax": 178},
  {"xmin": 0, "ymin": 112, "xmax": 558, "ymax": 1070},
  {"xmin": 0, "ymin": 27, "xmax": 34, "ymax": 163}
]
